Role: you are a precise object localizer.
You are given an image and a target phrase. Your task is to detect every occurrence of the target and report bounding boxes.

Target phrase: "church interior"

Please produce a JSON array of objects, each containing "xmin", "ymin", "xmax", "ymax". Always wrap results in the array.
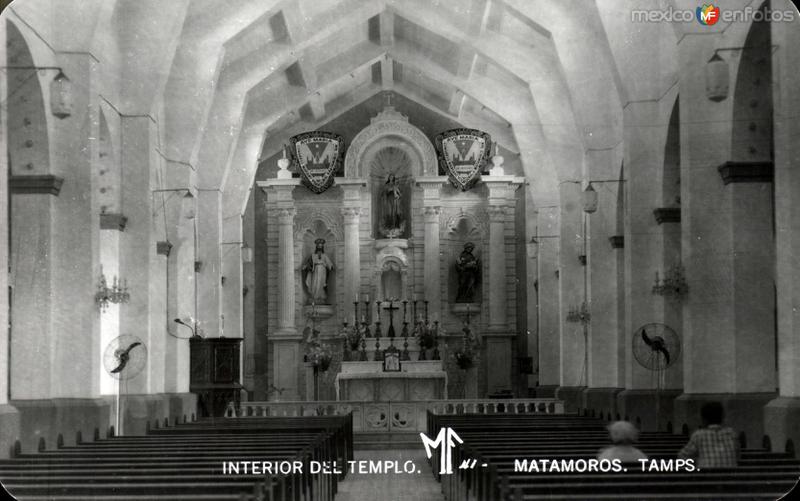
[{"xmin": 1, "ymin": 0, "xmax": 799, "ymax": 499}]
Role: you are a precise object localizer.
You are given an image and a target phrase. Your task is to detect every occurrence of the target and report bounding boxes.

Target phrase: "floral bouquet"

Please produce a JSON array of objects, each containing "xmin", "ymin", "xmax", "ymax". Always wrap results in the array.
[
  {"xmin": 341, "ymin": 322, "xmax": 363, "ymax": 351},
  {"xmin": 415, "ymin": 321, "xmax": 436, "ymax": 350},
  {"xmin": 452, "ymin": 322, "xmax": 480, "ymax": 370},
  {"xmin": 305, "ymin": 342, "xmax": 332, "ymax": 372}
]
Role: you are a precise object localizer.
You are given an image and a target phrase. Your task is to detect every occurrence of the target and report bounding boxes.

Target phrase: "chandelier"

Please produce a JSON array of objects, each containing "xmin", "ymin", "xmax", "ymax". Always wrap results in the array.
[
  {"xmin": 566, "ymin": 301, "xmax": 591, "ymax": 325},
  {"xmin": 95, "ymin": 272, "xmax": 130, "ymax": 312},
  {"xmin": 652, "ymin": 264, "xmax": 689, "ymax": 300}
]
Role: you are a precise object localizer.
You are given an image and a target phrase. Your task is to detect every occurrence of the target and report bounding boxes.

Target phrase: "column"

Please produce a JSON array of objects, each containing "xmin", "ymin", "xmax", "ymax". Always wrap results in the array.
[
  {"xmin": 417, "ymin": 177, "xmax": 446, "ymax": 315},
  {"xmin": 583, "ymin": 177, "xmax": 624, "ymax": 419},
  {"xmin": 274, "ymin": 207, "xmax": 298, "ymax": 332},
  {"xmin": 764, "ymin": 13, "xmax": 800, "ymax": 455},
  {"xmin": 338, "ymin": 179, "xmax": 365, "ymax": 322},
  {"xmin": 423, "ymin": 206, "xmax": 442, "ymax": 315},
  {"xmin": 483, "ymin": 176, "xmax": 521, "ymax": 395},
  {"xmin": 617, "ymin": 98, "xmax": 683, "ymax": 431},
  {"xmin": 674, "ymin": 34, "xmax": 775, "ymax": 444},
  {"xmin": 536, "ymin": 207, "xmax": 560, "ymax": 396},
  {"xmin": 487, "ymin": 206, "xmax": 507, "ymax": 330},
  {"xmin": 258, "ymin": 179, "xmax": 301, "ymax": 401},
  {"xmin": 341, "ymin": 207, "xmax": 361, "ymax": 319},
  {"xmin": 0, "ymin": 18, "xmax": 19, "ymax": 455},
  {"xmin": 556, "ymin": 181, "xmax": 585, "ymax": 411},
  {"xmin": 119, "ymin": 116, "xmax": 165, "ymax": 397}
]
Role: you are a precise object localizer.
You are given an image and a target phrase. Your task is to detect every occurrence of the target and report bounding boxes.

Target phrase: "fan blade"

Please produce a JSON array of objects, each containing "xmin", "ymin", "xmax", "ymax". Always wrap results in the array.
[
  {"xmin": 110, "ymin": 358, "xmax": 128, "ymax": 374},
  {"xmin": 121, "ymin": 341, "xmax": 142, "ymax": 356},
  {"xmin": 657, "ymin": 346, "xmax": 671, "ymax": 366},
  {"xmin": 641, "ymin": 329, "xmax": 654, "ymax": 347}
]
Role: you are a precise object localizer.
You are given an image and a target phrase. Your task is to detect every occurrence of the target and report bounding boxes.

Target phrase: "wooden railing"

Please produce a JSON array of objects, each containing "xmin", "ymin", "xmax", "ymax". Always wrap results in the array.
[{"xmin": 229, "ymin": 399, "xmax": 564, "ymax": 433}]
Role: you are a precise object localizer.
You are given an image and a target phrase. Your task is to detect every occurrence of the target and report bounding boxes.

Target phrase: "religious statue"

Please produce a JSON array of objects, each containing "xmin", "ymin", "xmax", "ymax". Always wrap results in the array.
[
  {"xmin": 381, "ymin": 174, "xmax": 404, "ymax": 237},
  {"xmin": 303, "ymin": 238, "xmax": 334, "ymax": 304},
  {"xmin": 455, "ymin": 242, "xmax": 480, "ymax": 303}
]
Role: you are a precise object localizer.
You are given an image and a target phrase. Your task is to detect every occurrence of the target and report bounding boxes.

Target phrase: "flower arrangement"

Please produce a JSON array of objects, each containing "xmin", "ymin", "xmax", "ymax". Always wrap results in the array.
[
  {"xmin": 341, "ymin": 322, "xmax": 364, "ymax": 351},
  {"xmin": 305, "ymin": 342, "xmax": 332, "ymax": 372},
  {"xmin": 452, "ymin": 319, "xmax": 480, "ymax": 370},
  {"xmin": 415, "ymin": 321, "xmax": 437, "ymax": 350}
]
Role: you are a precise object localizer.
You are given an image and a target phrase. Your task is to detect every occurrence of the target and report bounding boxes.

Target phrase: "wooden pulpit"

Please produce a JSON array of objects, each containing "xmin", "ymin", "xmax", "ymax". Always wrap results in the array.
[{"xmin": 189, "ymin": 337, "xmax": 243, "ymax": 418}]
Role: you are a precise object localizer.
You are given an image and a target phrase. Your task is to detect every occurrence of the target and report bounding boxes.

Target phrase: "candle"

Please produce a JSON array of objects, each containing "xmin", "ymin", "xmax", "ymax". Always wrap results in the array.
[{"xmin": 282, "ymin": 145, "xmax": 287, "ymax": 159}]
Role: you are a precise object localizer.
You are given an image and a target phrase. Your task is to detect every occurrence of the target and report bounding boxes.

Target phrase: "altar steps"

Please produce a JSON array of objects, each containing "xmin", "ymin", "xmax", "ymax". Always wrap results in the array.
[{"xmin": 354, "ymin": 432, "xmax": 421, "ymax": 450}]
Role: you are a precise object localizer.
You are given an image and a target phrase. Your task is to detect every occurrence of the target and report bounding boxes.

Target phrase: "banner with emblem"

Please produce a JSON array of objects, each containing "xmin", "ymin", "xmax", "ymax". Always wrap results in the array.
[
  {"xmin": 435, "ymin": 128, "xmax": 492, "ymax": 191},
  {"xmin": 289, "ymin": 131, "xmax": 344, "ymax": 194}
]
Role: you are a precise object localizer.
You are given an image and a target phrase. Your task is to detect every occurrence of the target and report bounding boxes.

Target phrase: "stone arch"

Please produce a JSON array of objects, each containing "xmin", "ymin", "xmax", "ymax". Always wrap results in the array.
[
  {"xmin": 730, "ymin": 0, "xmax": 773, "ymax": 163},
  {"xmin": 343, "ymin": 107, "xmax": 437, "ymax": 178},
  {"xmin": 5, "ymin": 19, "xmax": 51, "ymax": 176}
]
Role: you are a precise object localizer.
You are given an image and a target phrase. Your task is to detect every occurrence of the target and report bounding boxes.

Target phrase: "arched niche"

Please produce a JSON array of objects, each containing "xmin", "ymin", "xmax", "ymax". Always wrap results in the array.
[
  {"xmin": 343, "ymin": 107, "xmax": 437, "ymax": 178},
  {"xmin": 367, "ymin": 144, "xmax": 414, "ymax": 239},
  {"xmin": 297, "ymin": 218, "xmax": 339, "ymax": 310},
  {"xmin": 442, "ymin": 213, "xmax": 486, "ymax": 308},
  {"xmin": 344, "ymin": 107, "xmax": 437, "ymax": 240},
  {"xmin": 372, "ymin": 241, "xmax": 410, "ymax": 309}
]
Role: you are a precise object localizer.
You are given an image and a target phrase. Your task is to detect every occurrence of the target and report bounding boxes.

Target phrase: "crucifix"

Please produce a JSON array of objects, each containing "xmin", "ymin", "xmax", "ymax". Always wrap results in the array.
[{"xmin": 383, "ymin": 299, "xmax": 400, "ymax": 338}]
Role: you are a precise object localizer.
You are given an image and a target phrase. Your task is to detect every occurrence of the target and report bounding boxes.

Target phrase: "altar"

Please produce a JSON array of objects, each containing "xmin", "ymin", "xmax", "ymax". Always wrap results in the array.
[
  {"xmin": 335, "ymin": 358, "xmax": 447, "ymax": 401},
  {"xmin": 257, "ymin": 100, "xmax": 524, "ymax": 402}
]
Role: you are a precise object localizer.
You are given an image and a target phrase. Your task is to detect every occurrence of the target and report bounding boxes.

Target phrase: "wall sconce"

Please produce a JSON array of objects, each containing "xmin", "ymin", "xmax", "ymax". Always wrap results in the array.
[
  {"xmin": 705, "ymin": 53, "xmax": 729, "ymax": 102},
  {"xmin": 95, "ymin": 271, "xmax": 130, "ymax": 312},
  {"xmin": 2, "ymin": 66, "xmax": 72, "ymax": 119}
]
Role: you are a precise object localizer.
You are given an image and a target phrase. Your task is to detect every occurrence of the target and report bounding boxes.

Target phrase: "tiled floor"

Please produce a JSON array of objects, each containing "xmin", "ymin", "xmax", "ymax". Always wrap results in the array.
[{"xmin": 335, "ymin": 449, "xmax": 445, "ymax": 501}]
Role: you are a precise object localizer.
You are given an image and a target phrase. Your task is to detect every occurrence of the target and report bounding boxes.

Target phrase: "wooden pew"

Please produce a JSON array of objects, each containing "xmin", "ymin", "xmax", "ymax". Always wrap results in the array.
[
  {"xmin": 426, "ymin": 412, "xmax": 800, "ymax": 501},
  {"xmin": 0, "ymin": 414, "xmax": 353, "ymax": 501}
]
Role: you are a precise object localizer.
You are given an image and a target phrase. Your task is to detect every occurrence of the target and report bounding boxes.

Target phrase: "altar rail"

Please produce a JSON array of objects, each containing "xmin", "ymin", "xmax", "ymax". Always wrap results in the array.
[{"xmin": 229, "ymin": 399, "xmax": 564, "ymax": 433}]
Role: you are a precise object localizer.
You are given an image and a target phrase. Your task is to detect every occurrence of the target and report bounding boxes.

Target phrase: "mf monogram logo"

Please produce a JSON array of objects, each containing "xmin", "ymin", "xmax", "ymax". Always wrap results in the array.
[{"xmin": 420, "ymin": 427, "xmax": 463, "ymax": 474}]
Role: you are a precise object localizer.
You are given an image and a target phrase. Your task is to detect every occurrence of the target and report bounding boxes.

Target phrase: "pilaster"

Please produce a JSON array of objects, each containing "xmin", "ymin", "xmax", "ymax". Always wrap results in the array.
[
  {"xmin": 482, "ymin": 175, "xmax": 522, "ymax": 394},
  {"xmin": 338, "ymin": 178, "xmax": 366, "ymax": 322},
  {"xmin": 258, "ymin": 179, "xmax": 302, "ymax": 400},
  {"xmin": 416, "ymin": 177, "xmax": 446, "ymax": 317}
]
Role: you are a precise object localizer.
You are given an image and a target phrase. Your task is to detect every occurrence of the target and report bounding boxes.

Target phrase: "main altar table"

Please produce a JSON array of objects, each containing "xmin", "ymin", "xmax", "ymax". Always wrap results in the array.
[{"xmin": 334, "ymin": 360, "xmax": 447, "ymax": 401}]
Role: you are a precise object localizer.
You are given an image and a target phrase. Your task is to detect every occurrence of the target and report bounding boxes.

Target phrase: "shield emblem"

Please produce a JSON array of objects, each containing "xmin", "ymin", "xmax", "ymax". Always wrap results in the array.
[
  {"xmin": 435, "ymin": 129, "xmax": 492, "ymax": 191},
  {"xmin": 289, "ymin": 131, "xmax": 344, "ymax": 194}
]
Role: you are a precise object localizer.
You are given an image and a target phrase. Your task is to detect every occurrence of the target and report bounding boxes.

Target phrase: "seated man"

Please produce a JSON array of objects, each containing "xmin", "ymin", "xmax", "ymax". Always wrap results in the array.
[
  {"xmin": 678, "ymin": 401, "xmax": 739, "ymax": 468},
  {"xmin": 598, "ymin": 421, "xmax": 648, "ymax": 462}
]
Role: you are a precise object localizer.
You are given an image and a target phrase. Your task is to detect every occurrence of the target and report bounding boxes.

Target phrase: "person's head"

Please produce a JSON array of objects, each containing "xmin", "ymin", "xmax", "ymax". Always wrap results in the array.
[
  {"xmin": 607, "ymin": 421, "xmax": 639, "ymax": 445},
  {"xmin": 314, "ymin": 238, "xmax": 325, "ymax": 252},
  {"xmin": 387, "ymin": 174, "xmax": 396, "ymax": 183},
  {"xmin": 700, "ymin": 401, "xmax": 724, "ymax": 426},
  {"xmin": 464, "ymin": 242, "xmax": 475, "ymax": 253}
]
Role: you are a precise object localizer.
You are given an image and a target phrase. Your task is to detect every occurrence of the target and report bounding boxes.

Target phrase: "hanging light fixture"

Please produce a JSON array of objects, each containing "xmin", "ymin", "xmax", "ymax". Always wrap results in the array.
[
  {"xmin": 241, "ymin": 244, "xmax": 253, "ymax": 263},
  {"xmin": 49, "ymin": 70, "xmax": 73, "ymax": 119},
  {"xmin": 705, "ymin": 52, "xmax": 729, "ymax": 102},
  {"xmin": 2, "ymin": 66, "xmax": 73, "ymax": 119},
  {"xmin": 582, "ymin": 183, "xmax": 598, "ymax": 213}
]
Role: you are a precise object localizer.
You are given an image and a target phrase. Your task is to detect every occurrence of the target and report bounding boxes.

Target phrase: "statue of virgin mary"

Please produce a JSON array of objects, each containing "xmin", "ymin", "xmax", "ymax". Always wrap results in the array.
[{"xmin": 382, "ymin": 174, "xmax": 404, "ymax": 235}]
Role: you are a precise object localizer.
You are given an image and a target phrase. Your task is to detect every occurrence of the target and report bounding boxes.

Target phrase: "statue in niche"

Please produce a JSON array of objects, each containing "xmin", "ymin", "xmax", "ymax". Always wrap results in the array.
[
  {"xmin": 455, "ymin": 242, "xmax": 480, "ymax": 303},
  {"xmin": 303, "ymin": 238, "xmax": 334, "ymax": 304},
  {"xmin": 381, "ymin": 174, "xmax": 405, "ymax": 237}
]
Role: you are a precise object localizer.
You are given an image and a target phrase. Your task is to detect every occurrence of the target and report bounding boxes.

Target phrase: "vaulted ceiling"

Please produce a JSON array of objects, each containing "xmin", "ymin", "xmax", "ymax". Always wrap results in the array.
[{"xmin": 7, "ymin": 0, "xmax": 681, "ymax": 218}]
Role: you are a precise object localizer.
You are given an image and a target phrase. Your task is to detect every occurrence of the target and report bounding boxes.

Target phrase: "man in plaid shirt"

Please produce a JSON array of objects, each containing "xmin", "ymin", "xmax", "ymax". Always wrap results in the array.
[{"xmin": 678, "ymin": 402, "xmax": 739, "ymax": 468}]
